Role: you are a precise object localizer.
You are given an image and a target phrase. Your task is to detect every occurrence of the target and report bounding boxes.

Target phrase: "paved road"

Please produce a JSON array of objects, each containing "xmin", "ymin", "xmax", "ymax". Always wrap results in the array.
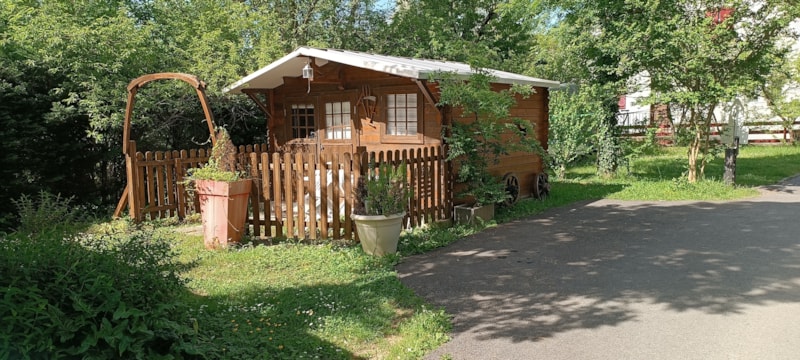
[{"xmin": 397, "ymin": 176, "xmax": 800, "ymax": 359}]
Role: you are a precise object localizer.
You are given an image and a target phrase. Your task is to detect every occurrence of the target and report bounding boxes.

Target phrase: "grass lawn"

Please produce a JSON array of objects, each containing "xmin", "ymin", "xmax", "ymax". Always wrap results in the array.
[
  {"xmin": 146, "ymin": 144, "xmax": 800, "ymax": 359},
  {"xmin": 552, "ymin": 145, "xmax": 800, "ymax": 202},
  {"xmin": 167, "ymin": 232, "xmax": 449, "ymax": 359}
]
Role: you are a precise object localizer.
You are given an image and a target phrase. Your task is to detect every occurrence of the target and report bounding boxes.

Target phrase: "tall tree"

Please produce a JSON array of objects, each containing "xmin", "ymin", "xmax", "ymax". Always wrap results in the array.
[
  {"xmin": 0, "ymin": 0, "xmax": 151, "ymax": 226},
  {"xmin": 540, "ymin": 0, "xmax": 799, "ymax": 182},
  {"xmin": 247, "ymin": 0, "xmax": 388, "ymax": 52},
  {"xmin": 378, "ymin": 0, "xmax": 534, "ymax": 70},
  {"xmin": 526, "ymin": 7, "xmax": 627, "ymax": 177}
]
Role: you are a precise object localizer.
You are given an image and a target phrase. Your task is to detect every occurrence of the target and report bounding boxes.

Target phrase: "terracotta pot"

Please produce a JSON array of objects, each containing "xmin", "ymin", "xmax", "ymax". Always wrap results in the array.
[
  {"xmin": 195, "ymin": 179, "xmax": 252, "ymax": 249},
  {"xmin": 352, "ymin": 213, "xmax": 405, "ymax": 256}
]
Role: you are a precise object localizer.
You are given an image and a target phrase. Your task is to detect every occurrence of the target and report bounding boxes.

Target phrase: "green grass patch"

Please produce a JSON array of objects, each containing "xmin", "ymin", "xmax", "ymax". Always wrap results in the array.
[
  {"xmin": 494, "ymin": 145, "xmax": 800, "ymax": 221},
  {"xmin": 556, "ymin": 145, "xmax": 800, "ymax": 202},
  {"xmin": 169, "ymin": 232, "xmax": 450, "ymax": 359}
]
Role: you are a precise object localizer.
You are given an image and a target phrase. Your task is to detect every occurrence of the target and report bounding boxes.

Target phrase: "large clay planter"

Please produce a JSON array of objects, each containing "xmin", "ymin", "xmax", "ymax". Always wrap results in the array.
[
  {"xmin": 195, "ymin": 179, "xmax": 252, "ymax": 249},
  {"xmin": 352, "ymin": 213, "xmax": 405, "ymax": 256},
  {"xmin": 453, "ymin": 203, "xmax": 495, "ymax": 226}
]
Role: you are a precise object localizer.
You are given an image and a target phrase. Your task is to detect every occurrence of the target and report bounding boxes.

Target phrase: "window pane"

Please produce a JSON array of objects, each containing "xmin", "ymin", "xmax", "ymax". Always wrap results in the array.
[
  {"xmin": 324, "ymin": 101, "xmax": 352, "ymax": 140},
  {"xmin": 290, "ymin": 103, "xmax": 314, "ymax": 139},
  {"xmin": 385, "ymin": 93, "xmax": 418, "ymax": 136}
]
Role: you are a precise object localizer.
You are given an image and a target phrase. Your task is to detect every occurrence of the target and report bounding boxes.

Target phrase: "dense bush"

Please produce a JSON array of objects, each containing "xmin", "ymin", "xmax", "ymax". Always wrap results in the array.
[{"xmin": 0, "ymin": 194, "xmax": 206, "ymax": 359}]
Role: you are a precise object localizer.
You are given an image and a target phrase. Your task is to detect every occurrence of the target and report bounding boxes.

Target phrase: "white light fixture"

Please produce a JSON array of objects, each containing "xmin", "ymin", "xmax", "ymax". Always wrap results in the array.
[
  {"xmin": 302, "ymin": 62, "xmax": 314, "ymax": 80},
  {"xmin": 302, "ymin": 60, "xmax": 314, "ymax": 93}
]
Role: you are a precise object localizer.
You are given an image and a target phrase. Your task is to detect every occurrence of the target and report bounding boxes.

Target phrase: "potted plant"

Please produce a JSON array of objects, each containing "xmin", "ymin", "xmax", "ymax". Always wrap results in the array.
[
  {"xmin": 452, "ymin": 170, "xmax": 507, "ymax": 225},
  {"xmin": 187, "ymin": 128, "xmax": 251, "ymax": 249},
  {"xmin": 352, "ymin": 161, "xmax": 411, "ymax": 256}
]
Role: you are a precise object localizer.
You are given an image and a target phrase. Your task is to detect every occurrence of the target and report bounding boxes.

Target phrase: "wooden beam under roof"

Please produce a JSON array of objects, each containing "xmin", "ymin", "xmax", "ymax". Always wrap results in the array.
[{"xmin": 241, "ymin": 88, "xmax": 271, "ymax": 118}]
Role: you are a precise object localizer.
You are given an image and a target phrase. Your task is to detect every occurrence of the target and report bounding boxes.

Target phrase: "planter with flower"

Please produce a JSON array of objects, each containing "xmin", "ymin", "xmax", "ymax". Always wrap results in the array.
[
  {"xmin": 186, "ymin": 128, "xmax": 251, "ymax": 249},
  {"xmin": 352, "ymin": 161, "xmax": 411, "ymax": 256}
]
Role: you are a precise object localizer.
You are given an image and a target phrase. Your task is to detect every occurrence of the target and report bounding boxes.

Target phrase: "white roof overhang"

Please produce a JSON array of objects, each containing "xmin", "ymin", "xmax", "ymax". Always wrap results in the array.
[{"xmin": 223, "ymin": 47, "xmax": 560, "ymax": 94}]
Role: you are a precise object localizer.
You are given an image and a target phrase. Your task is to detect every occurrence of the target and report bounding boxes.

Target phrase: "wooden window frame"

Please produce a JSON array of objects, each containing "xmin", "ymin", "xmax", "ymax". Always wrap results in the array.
[
  {"xmin": 285, "ymin": 98, "xmax": 318, "ymax": 143},
  {"xmin": 320, "ymin": 92, "xmax": 357, "ymax": 144},
  {"xmin": 378, "ymin": 88, "xmax": 424, "ymax": 144}
]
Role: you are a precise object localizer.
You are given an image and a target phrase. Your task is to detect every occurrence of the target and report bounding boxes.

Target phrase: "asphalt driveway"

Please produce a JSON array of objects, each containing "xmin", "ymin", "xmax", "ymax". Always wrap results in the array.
[{"xmin": 397, "ymin": 176, "xmax": 800, "ymax": 359}]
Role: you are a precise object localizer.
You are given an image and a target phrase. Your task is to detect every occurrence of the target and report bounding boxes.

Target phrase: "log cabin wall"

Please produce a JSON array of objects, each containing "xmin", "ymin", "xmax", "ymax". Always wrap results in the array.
[
  {"xmin": 448, "ymin": 84, "xmax": 549, "ymax": 199},
  {"xmin": 263, "ymin": 60, "xmax": 548, "ymax": 199},
  {"xmin": 267, "ymin": 63, "xmax": 443, "ymax": 161},
  {"xmin": 508, "ymin": 85, "xmax": 548, "ymax": 198}
]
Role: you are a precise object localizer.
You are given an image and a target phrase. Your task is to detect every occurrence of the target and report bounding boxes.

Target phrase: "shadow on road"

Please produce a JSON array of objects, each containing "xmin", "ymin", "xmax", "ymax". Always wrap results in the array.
[{"xmin": 397, "ymin": 198, "xmax": 800, "ymax": 343}]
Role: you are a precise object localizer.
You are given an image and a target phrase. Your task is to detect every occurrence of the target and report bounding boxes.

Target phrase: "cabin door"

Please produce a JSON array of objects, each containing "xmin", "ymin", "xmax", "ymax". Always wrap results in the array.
[
  {"xmin": 281, "ymin": 102, "xmax": 319, "ymax": 158},
  {"xmin": 319, "ymin": 95, "xmax": 356, "ymax": 161}
]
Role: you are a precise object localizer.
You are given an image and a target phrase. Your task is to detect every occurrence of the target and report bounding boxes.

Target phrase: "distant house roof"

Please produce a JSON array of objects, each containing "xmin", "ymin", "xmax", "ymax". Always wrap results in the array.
[{"xmin": 223, "ymin": 47, "xmax": 560, "ymax": 94}]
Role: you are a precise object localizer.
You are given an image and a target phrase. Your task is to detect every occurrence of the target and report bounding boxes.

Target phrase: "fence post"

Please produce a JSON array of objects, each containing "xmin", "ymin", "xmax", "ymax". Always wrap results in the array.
[
  {"xmin": 350, "ymin": 147, "xmax": 368, "ymax": 241},
  {"xmin": 443, "ymin": 144, "xmax": 452, "ymax": 222},
  {"xmin": 249, "ymin": 152, "xmax": 262, "ymax": 236},
  {"xmin": 724, "ymin": 136, "xmax": 739, "ymax": 186},
  {"xmin": 125, "ymin": 140, "xmax": 142, "ymax": 221}
]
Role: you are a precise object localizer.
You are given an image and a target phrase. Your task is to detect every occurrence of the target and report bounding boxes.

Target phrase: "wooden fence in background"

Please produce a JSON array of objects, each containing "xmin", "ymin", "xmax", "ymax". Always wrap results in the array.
[
  {"xmin": 116, "ymin": 141, "xmax": 451, "ymax": 240},
  {"xmin": 617, "ymin": 110, "xmax": 800, "ymax": 145}
]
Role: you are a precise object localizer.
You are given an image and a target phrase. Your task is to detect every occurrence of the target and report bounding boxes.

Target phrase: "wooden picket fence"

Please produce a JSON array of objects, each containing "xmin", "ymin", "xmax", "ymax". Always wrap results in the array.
[{"xmin": 116, "ymin": 141, "xmax": 452, "ymax": 240}]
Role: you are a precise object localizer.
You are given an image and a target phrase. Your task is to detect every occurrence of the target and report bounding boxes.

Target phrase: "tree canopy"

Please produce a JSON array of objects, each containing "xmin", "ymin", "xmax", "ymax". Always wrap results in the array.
[
  {"xmin": 535, "ymin": 0, "xmax": 800, "ymax": 181},
  {"xmin": 1, "ymin": 0, "xmax": 798, "ymax": 229}
]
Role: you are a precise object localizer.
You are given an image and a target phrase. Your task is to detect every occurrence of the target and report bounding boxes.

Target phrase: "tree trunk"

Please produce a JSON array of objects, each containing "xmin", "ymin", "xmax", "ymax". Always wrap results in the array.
[
  {"xmin": 688, "ymin": 133, "xmax": 700, "ymax": 182},
  {"xmin": 687, "ymin": 107, "xmax": 700, "ymax": 183},
  {"xmin": 698, "ymin": 104, "xmax": 716, "ymax": 179}
]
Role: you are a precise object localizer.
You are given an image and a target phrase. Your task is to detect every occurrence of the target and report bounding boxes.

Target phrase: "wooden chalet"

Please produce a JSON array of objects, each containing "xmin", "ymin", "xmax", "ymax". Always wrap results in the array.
[
  {"xmin": 116, "ymin": 48, "xmax": 558, "ymax": 240},
  {"xmin": 225, "ymin": 47, "xmax": 559, "ymax": 201}
]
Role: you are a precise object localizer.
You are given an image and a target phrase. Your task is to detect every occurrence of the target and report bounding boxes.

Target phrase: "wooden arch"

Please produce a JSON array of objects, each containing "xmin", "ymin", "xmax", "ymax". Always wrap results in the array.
[
  {"xmin": 115, "ymin": 73, "xmax": 218, "ymax": 219},
  {"xmin": 121, "ymin": 72, "xmax": 217, "ymax": 155}
]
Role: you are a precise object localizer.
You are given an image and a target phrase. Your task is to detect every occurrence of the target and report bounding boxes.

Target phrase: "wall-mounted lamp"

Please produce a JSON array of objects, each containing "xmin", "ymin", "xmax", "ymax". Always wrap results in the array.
[
  {"xmin": 302, "ymin": 62, "xmax": 314, "ymax": 80},
  {"xmin": 302, "ymin": 61, "xmax": 314, "ymax": 93}
]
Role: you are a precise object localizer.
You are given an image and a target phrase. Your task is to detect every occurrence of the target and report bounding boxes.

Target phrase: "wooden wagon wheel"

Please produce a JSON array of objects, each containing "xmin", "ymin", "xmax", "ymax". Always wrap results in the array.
[
  {"xmin": 502, "ymin": 172, "xmax": 520, "ymax": 206},
  {"xmin": 533, "ymin": 173, "xmax": 550, "ymax": 200}
]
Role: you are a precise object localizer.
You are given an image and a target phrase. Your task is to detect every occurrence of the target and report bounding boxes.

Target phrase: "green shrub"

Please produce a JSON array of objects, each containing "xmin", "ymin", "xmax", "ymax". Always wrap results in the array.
[
  {"xmin": 11, "ymin": 191, "xmax": 81, "ymax": 235},
  {"xmin": 0, "ymin": 226, "xmax": 206, "ymax": 358},
  {"xmin": 355, "ymin": 161, "xmax": 412, "ymax": 216}
]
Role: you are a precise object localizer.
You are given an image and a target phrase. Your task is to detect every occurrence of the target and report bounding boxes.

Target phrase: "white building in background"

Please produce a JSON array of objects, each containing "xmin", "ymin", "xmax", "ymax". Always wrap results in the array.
[
  {"xmin": 617, "ymin": 20, "xmax": 800, "ymax": 144},
  {"xmin": 616, "ymin": 72, "xmax": 651, "ymax": 128}
]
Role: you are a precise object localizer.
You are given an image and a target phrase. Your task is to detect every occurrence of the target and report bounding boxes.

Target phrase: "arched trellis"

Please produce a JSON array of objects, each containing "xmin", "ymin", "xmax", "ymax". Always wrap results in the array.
[{"xmin": 114, "ymin": 73, "xmax": 218, "ymax": 220}]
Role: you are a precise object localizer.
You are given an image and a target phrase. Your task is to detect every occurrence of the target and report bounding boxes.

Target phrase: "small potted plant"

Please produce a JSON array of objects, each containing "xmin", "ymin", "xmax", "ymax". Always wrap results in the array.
[
  {"xmin": 352, "ymin": 161, "xmax": 411, "ymax": 256},
  {"xmin": 453, "ymin": 170, "xmax": 507, "ymax": 225},
  {"xmin": 186, "ymin": 128, "xmax": 251, "ymax": 249}
]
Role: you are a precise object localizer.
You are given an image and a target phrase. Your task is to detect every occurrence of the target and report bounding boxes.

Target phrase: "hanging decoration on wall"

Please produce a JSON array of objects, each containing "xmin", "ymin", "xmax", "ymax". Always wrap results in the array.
[{"xmin": 358, "ymin": 85, "xmax": 378, "ymax": 125}]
